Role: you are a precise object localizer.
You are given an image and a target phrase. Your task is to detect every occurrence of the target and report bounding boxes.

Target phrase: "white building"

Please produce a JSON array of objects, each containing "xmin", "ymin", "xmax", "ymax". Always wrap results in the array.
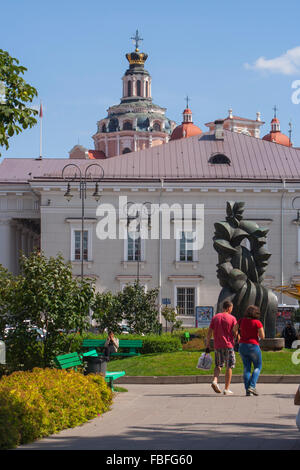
[{"xmin": 0, "ymin": 118, "xmax": 300, "ymax": 326}]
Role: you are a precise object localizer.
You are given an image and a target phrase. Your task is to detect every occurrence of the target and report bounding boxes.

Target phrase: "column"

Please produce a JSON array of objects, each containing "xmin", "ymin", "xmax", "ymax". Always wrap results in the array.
[{"xmin": 0, "ymin": 219, "xmax": 14, "ymax": 272}]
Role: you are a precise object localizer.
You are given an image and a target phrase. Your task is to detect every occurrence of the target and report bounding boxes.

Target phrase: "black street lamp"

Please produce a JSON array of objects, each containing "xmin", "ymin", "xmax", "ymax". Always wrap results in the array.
[{"xmin": 62, "ymin": 162, "xmax": 104, "ymax": 282}]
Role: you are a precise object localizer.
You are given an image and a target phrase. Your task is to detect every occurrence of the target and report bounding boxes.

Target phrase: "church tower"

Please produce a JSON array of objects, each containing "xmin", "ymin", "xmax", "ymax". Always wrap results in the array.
[
  {"xmin": 92, "ymin": 31, "xmax": 176, "ymax": 158},
  {"xmin": 93, "ymin": 31, "xmax": 176, "ymax": 158}
]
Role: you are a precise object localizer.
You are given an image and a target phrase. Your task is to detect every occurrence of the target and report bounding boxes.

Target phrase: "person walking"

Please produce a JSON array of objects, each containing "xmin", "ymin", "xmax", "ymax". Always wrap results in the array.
[
  {"xmin": 233, "ymin": 305, "xmax": 265, "ymax": 396},
  {"xmin": 206, "ymin": 300, "xmax": 237, "ymax": 395}
]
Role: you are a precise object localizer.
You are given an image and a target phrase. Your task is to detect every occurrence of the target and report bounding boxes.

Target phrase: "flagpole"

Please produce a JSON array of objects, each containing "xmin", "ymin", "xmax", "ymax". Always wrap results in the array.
[{"xmin": 39, "ymin": 101, "xmax": 43, "ymax": 160}]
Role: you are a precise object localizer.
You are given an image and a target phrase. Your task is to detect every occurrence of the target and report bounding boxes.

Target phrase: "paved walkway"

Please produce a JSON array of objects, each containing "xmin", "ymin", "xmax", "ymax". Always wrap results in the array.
[{"xmin": 19, "ymin": 383, "xmax": 300, "ymax": 450}]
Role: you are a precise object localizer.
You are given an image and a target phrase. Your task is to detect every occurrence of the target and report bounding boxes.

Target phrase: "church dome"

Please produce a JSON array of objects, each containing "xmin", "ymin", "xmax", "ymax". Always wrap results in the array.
[
  {"xmin": 170, "ymin": 106, "xmax": 202, "ymax": 141},
  {"xmin": 262, "ymin": 115, "xmax": 292, "ymax": 147}
]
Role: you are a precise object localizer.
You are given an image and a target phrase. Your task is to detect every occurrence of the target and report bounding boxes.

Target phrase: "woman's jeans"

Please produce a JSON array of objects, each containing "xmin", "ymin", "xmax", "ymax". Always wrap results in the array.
[{"xmin": 239, "ymin": 343, "xmax": 262, "ymax": 390}]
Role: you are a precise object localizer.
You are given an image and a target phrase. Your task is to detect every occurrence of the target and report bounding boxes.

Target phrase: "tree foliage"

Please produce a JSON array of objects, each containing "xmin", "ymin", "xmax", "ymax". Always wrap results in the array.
[
  {"xmin": 0, "ymin": 251, "xmax": 95, "ymax": 369},
  {"xmin": 92, "ymin": 282, "xmax": 161, "ymax": 335},
  {"xmin": 161, "ymin": 306, "xmax": 183, "ymax": 333},
  {"xmin": 0, "ymin": 49, "xmax": 38, "ymax": 155}
]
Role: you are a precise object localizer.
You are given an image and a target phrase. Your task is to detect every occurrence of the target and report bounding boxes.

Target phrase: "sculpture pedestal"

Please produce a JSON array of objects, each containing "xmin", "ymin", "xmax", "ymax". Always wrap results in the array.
[{"xmin": 260, "ymin": 338, "xmax": 284, "ymax": 351}]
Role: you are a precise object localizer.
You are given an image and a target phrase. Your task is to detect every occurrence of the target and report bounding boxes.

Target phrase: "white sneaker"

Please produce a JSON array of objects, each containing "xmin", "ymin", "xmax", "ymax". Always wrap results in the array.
[
  {"xmin": 211, "ymin": 381, "xmax": 221, "ymax": 394},
  {"xmin": 223, "ymin": 389, "xmax": 234, "ymax": 395}
]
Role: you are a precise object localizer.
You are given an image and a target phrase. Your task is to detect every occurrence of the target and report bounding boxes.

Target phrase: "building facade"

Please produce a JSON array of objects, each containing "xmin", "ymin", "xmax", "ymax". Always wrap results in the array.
[{"xmin": 1, "ymin": 121, "xmax": 300, "ymax": 326}]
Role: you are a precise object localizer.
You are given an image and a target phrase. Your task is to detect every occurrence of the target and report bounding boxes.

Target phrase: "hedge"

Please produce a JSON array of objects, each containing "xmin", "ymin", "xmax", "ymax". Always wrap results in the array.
[{"xmin": 0, "ymin": 368, "xmax": 112, "ymax": 449}]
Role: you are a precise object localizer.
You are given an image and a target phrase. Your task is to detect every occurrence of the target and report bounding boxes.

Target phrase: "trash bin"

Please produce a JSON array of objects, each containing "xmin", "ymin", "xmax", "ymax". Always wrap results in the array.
[{"xmin": 85, "ymin": 356, "xmax": 107, "ymax": 375}]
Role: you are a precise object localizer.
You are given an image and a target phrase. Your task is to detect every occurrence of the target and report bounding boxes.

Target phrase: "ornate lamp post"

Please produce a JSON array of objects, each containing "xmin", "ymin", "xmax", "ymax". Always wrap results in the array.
[{"xmin": 62, "ymin": 162, "xmax": 104, "ymax": 282}]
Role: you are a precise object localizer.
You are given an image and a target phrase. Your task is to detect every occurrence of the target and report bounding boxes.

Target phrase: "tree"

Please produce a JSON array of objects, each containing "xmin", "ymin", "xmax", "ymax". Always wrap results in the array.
[
  {"xmin": 1, "ymin": 251, "xmax": 95, "ymax": 369},
  {"xmin": 0, "ymin": 49, "xmax": 38, "ymax": 155},
  {"xmin": 119, "ymin": 282, "xmax": 160, "ymax": 334},
  {"xmin": 92, "ymin": 291, "xmax": 123, "ymax": 334},
  {"xmin": 161, "ymin": 306, "xmax": 183, "ymax": 333}
]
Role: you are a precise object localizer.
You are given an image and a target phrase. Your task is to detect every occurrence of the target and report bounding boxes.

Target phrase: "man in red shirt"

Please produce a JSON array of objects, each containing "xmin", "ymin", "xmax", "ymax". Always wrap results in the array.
[{"xmin": 206, "ymin": 301, "xmax": 237, "ymax": 395}]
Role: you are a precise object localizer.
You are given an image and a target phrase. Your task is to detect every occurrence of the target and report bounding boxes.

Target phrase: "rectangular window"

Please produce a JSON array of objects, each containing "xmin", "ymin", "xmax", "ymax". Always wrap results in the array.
[
  {"xmin": 176, "ymin": 287, "xmax": 195, "ymax": 316},
  {"xmin": 74, "ymin": 230, "xmax": 88, "ymax": 261},
  {"xmin": 127, "ymin": 231, "xmax": 141, "ymax": 261},
  {"xmin": 179, "ymin": 231, "xmax": 194, "ymax": 261}
]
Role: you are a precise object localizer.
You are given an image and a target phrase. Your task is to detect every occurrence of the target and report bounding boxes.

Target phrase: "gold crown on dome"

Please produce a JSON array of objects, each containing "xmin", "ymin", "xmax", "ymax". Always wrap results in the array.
[{"xmin": 126, "ymin": 50, "xmax": 148, "ymax": 65}]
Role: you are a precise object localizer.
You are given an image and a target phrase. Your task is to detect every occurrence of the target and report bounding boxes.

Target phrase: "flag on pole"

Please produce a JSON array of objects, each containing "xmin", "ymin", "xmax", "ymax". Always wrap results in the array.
[{"xmin": 39, "ymin": 102, "xmax": 43, "ymax": 118}]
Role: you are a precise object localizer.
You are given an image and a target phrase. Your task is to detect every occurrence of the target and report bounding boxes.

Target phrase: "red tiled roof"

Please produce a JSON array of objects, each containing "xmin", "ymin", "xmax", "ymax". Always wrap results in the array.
[
  {"xmin": 0, "ymin": 129, "xmax": 300, "ymax": 183},
  {"xmin": 88, "ymin": 150, "xmax": 106, "ymax": 159}
]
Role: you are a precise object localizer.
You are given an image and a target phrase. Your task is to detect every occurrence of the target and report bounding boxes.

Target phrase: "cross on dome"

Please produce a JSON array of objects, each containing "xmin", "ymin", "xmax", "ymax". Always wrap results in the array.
[{"xmin": 131, "ymin": 30, "xmax": 143, "ymax": 52}]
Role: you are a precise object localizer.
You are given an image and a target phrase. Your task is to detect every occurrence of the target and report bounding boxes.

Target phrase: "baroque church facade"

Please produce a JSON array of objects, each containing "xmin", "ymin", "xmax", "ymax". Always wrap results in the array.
[{"xmin": 0, "ymin": 33, "xmax": 300, "ymax": 326}]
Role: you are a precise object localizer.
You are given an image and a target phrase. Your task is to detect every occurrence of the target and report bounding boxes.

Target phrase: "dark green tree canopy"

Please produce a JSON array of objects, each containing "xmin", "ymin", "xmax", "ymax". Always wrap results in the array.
[{"xmin": 0, "ymin": 49, "xmax": 38, "ymax": 155}]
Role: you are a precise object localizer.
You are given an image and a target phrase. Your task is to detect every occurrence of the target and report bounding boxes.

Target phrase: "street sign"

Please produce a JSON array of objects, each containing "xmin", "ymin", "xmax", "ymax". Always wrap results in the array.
[{"xmin": 162, "ymin": 298, "xmax": 171, "ymax": 305}]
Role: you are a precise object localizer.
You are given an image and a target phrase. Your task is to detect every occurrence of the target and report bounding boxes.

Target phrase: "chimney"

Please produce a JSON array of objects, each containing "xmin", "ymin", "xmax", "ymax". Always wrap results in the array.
[{"xmin": 214, "ymin": 120, "xmax": 224, "ymax": 140}]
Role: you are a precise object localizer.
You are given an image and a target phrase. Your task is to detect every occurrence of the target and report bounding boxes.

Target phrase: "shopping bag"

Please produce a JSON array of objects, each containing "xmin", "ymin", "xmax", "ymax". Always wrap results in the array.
[{"xmin": 196, "ymin": 352, "xmax": 213, "ymax": 370}]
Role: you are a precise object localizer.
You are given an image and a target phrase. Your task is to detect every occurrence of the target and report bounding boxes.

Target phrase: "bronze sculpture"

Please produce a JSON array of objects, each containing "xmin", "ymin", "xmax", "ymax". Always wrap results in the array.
[{"xmin": 213, "ymin": 201, "xmax": 277, "ymax": 338}]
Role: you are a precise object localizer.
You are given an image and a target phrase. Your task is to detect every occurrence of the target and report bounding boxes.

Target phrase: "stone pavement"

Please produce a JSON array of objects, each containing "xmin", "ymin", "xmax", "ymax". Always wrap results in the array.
[{"xmin": 18, "ymin": 383, "xmax": 300, "ymax": 451}]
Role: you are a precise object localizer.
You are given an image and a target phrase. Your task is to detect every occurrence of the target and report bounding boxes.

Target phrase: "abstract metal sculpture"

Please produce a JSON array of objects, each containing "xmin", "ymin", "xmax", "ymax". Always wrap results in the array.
[{"xmin": 213, "ymin": 201, "xmax": 277, "ymax": 337}]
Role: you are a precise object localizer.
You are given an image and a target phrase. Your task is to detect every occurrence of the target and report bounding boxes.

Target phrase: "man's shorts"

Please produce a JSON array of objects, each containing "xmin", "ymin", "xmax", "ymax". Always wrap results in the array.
[{"xmin": 215, "ymin": 348, "xmax": 236, "ymax": 369}]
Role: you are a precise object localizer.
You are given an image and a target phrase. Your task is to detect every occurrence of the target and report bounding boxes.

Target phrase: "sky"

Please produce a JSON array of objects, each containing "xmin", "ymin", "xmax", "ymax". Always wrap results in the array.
[{"xmin": 1, "ymin": 0, "xmax": 300, "ymax": 160}]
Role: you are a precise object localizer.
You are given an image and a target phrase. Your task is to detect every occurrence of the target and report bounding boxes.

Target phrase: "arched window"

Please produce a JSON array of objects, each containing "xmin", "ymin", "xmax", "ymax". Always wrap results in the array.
[
  {"xmin": 209, "ymin": 153, "xmax": 231, "ymax": 165},
  {"xmin": 153, "ymin": 122, "xmax": 161, "ymax": 132},
  {"xmin": 101, "ymin": 124, "xmax": 106, "ymax": 133},
  {"xmin": 123, "ymin": 121, "xmax": 133, "ymax": 130},
  {"xmin": 108, "ymin": 118, "xmax": 119, "ymax": 132},
  {"xmin": 127, "ymin": 81, "xmax": 132, "ymax": 97},
  {"xmin": 122, "ymin": 147, "xmax": 131, "ymax": 154},
  {"xmin": 137, "ymin": 80, "xmax": 141, "ymax": 96}
]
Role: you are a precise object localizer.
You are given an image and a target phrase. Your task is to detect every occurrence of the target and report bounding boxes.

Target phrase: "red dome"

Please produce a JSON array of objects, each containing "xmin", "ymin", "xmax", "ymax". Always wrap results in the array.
[
  {"xmin": 183, "ymin": 108, "xmax": 192, "ymax": 115},
  {"xmin": 262, "ymin": 132, "xmax": 291, "ymax": 146},
  {"xmin": 170, "ymin": 122, "xmax": 202, "ymax": 140}
]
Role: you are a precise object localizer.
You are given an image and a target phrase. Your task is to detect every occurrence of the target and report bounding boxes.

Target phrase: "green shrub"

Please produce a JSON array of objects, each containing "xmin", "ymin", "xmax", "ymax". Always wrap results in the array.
[
  {"xmin": 54, "ymin": 332, "xmax": 182, "ymax": 357},
  {"xmin": 0, "ymin": 368, "xmax": 112, "ymax": 449},
  {"xmin": 140, "ymin": 335, "xmax": 182, "ymax": 354}
]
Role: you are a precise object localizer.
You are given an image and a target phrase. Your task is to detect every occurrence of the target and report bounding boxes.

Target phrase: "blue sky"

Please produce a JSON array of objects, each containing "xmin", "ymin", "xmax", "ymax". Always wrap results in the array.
[{"xmin": 1, "ymin": 0, "xmax": 300, "ymax": 159}]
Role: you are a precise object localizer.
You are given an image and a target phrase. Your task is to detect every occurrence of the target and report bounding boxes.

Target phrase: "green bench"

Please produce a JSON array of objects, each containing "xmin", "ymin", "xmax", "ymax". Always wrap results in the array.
[
  {"xmin": 54, "ymin": 351, "xmax": 125, "ymax": 391},
  {"xmin": 81, "ymin": 339, "xmax": 143, "ymax": 357}
]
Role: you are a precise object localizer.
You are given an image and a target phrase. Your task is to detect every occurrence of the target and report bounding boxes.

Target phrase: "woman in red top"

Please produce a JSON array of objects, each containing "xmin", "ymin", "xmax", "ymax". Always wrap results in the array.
[{"xmin": 233, "ymin": 305, "xmax": 265, "ymax": 396}]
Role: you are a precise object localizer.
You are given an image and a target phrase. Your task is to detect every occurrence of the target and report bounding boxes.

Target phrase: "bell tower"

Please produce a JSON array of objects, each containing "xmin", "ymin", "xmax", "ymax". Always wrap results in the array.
[
  {"xmin": 122, "ymin": 30, "xmax": 151, "ymax": 102},
  {"xmin": 92, "ymin": 31, "xmax": 176, "ymax": 158}
]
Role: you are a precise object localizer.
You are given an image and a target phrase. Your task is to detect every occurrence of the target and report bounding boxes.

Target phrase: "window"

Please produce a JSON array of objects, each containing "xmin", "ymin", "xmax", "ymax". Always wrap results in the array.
[
  {"xmin": 123, "ymin": 121, "xmax": 133, "ymax": 130},
  {"xmin": 101, "ymin": 124, "xmax": 106, "ymax": 133},
  {"xmin": 137, "ymin": 80, "xmax": 141, "ymax": 96},
  {"xmin": 153, "ymin": 122, "xmax": 161, "ymax": 132},
  {"xmin": 209, "ymin": 153, "xmax": 231, "ymax": 165},
  {"xmin": 177, "ymin": 287, "xmax": 195, "ymax": 316},
  {"xmin": 108, "ymin": 118, "xmax": 119, "ymax": 132},
  {"xmin": 179, "ymin": 232, "xmax": 194, "ymax": 261},
  {"xmin": 127, "ymin": 81, "xmax": 132, "ymax": 97},
  {"xmin": 127, "ymin": 232, "xmax": 142, "ymax": 261},
  {"xmin": 73, "ymin": 230, "xmax": 88, "ymax": 261},
  {"xmin": 122, "ymin": 147, "xmax": 131, "ymax": 154},
  {"xmin": 176, "ymin": 231, "xmax": 197, "ymax": 262}
]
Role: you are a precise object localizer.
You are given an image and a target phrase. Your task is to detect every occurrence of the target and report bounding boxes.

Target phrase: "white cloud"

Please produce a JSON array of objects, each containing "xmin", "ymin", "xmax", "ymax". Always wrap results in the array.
[{"xmin": 245, "ymin": 46, "xmax": 300, "ymax": 75}]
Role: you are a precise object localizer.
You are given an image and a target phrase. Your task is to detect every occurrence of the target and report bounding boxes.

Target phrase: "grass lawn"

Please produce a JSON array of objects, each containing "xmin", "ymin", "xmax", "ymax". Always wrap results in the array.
[{"xmin": 106, "ymin": 350, "xmax": 300, "ymax": 376}]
